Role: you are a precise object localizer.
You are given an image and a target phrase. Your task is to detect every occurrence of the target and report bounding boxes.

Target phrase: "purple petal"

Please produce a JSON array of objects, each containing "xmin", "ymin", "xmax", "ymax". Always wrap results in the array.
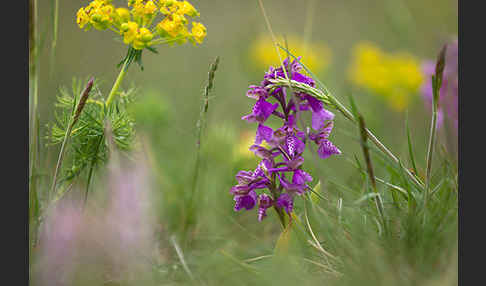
[
  {"xmin": 257, "ymin": 194, "xmax": 274, "ymax": 221},
  {"xmin": 230, "ymin": 184, "xmax": 252, "ymax": 195},
  {"xmin": 311, "ymin": 108, "xmax": 335, "ymax": 131},
  {"xmin": 249, "ymin": 145, "xmax": 277, "ymax": 159},
  {"xmin": 234, "ymin": 190, "xmax": 257, "ymax": 211},
  {"xmin": 285, "ymin": 156, "xmax": 304, "ymax": 170},
  {"xmin": 235, "ymin": 170, "xmax": 255, "ymax": 184},
  {"xmin": 293, "ymin": 169, "xmax": 312, "ymax": 186},
  {"xmin": 277, "ymin": 173, "xmax": 304, "ymax": 195},
  {"xmin": 246, "ymin": 85, "xmax": 268, "ymax": 99},
  {"xmin": 317, "ymin": 139, "xmax": 341, "ymax": 159},
  {"xmin": 276, "ymin": 193, "xmax": 294, "ymax": 214},
  {"xmin": 255, "ymin": 124, "xmax": 274, "ymax": 145},
  {"xmin": 242, "ymin": 97, "xmax": 278, "ymax": 124},
  {"xmin": 292, "ymin": 72, "xmax": 315, "ymax": 86}
]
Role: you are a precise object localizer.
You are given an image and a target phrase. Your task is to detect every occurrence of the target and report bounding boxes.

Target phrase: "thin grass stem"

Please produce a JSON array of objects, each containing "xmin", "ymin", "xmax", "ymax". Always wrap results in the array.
[
  {"xmin": 184, "ymin": 57, "xmax": 220, "ymax": 234},
  {"xmin": 50, "ymin": 78, "xmax": 94, "ymax": 200},
  {"xmin": 49, "ymin": 0, "xmax": 59, "ymax": 77},
  {"xmin": 357, "ymin": 114, "xmax": 388, "ymax": 234},
  {"xmin": 424, "ymin": 45, "xmax": 447, "ymax": 220}
]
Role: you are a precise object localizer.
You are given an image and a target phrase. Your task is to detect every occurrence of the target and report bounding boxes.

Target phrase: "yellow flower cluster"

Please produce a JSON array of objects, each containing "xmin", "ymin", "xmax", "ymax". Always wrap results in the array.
[
  {"xmin": 76, "ymin": 0, "xmax": 207, "ymax": 50},
  {"xmin": 348, "ymin": 42, "xmax": 424, "ymax": 111},
  {"xmin": 249, "ymin": 35, "xmax": 332, "ymax": 74}
]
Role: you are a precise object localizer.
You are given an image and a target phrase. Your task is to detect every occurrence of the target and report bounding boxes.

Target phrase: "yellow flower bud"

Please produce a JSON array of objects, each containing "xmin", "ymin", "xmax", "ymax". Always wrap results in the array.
[
  {"xmin": 157, "ymin": 17, "xmax": 183, "ymax": 38},
  {"xmin": 76, "ymin": 8, "xmax": 90, "ymax": 29},
  {"xmin": 162, "ymin": 0, "xmax": 177, "ymax": 6},
  {"xmin": 116, "ymin": 8, "xmax": 131, "ymax": 23},
  {"xmin": 176, "ymin": 26, "xmax": 190, "ymax": 44},
  {"xmin": 191, "ymin": 22, "xmax": 206, "ymax": 44},
  {"xmin": 172, "ymin": 13, "xmax": 187, "ymax": 25},
  {"xmin": 120, "ymin": 22, "xmax": 130, "ymax": 32},
  {"xmin": 144, "ymin": 1, "xmax": 157, "ymax": 15},
  {"xmin": 139, "ymin": 27, "xmax": 153, "ymax": 42},
  {"xmin": 177, "ymin": 1, "xmax": 199, "ymax": 17},
  {"xmin": 122, "ymin": 21, "xmax": 139, "ymax": 44}
]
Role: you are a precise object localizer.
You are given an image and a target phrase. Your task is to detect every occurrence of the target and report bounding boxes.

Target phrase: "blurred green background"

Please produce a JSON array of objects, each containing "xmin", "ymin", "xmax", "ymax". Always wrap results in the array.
[{"xmin": 32, "ymin": 0, "xmax": 457, "ymax": 285}]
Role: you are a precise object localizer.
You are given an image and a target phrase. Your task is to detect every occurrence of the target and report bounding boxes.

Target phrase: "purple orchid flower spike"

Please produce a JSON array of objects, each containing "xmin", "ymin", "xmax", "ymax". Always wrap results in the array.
[{"xmin": 230, "ymin": 56, "xmax": 341, "ymax": 222}]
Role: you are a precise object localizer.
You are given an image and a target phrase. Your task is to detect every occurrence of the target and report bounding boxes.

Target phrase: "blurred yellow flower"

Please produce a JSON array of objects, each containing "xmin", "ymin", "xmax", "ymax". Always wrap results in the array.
[
  {"xmin": 348, "ymin": 42, "xmax": 424, "ymax": 111},
  {"xmin": 234, "ymin": 130, "xmax": 269, "ymax": 160},
  {"xmin": 249, "ymin": 35, "xmax": 332, "ymax": 74}
]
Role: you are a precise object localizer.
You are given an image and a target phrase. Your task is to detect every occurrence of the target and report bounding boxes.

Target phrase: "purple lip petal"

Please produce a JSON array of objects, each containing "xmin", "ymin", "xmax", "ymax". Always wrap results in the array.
[
  {"xmin": 255, "ymin": 124, "xmax": 274, "ymax": 145},
  {"xmin": 276, "ymin": 193, "xmax": 294, "ymax": 214},
  {"xmin": 317, "ymin": 139, "xmax": 342, "ymax": 159},
  {"xmin": 234, "ymin": 190, "xmax": 258, "ymax": 211}
]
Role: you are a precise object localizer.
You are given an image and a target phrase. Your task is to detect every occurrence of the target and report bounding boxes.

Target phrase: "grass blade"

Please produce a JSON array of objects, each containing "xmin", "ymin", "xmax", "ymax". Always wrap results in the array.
[
  {"xmin": 184, "ymin": 57, "xmax": 220, "ymax": 234},
  {"xmin": 405, "ymin": 111, "xmax": 419, "ymax": 178},
  {"xmin": 424, "ymin": 44, "xmax": 447, "ymax": 219}
]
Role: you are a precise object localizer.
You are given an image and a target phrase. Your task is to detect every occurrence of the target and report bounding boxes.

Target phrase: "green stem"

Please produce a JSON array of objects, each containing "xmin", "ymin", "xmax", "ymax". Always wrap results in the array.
[
  {"xmin": 50, "ymin": 123, "xmax": 73, "ymax": 201},
  {"xmin": 49, "ymin": 0, "xmax": 59, "ymax": 77},
  {"xmin": 424, "ymin": 97, "xmax": 438, "ymax": 214},
  {"xmin": 83, "ymin": 135, "xmax": 104, "ymax": 208},
  {"xmin": 106, "ymin": 60, "xmax": 128, "ymax": 107},
  {"xmin": 29, "ymin": 0, "xmax": 39, "ymax": 253}
]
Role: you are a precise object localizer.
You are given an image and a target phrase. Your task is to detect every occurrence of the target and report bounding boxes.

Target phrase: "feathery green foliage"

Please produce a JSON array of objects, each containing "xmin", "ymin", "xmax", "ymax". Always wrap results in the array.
[{"xmin": 48, "ymin": 78, "xmax": 136, "ymax": 192}]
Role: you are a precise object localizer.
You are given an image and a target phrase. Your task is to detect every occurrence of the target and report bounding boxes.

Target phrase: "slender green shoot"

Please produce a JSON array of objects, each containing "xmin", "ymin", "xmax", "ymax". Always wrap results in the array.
[
  {"xmin": 405, "ymin": 111, "xmax": 419, "ymax": 177},
  {"xmin": 185, "ymin": 57, "xmax": 220, "ymax": 234},
  {"xmin": 424, "ymin": 44, "xmax": 447, "ymax": 219},
  {"xmin": 354, "ymin": 101, "xmax": 388, "ymax": 234},
  {"xmin": 49, "ymin": 0, "xmax": 59, "ymax": 77}
]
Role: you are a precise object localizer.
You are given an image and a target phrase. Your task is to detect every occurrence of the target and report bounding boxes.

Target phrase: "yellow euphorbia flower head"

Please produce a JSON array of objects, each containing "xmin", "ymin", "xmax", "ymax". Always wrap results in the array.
[{"xmin": 77, "ymin": 0, "xmax": 206, "ymax": 50}]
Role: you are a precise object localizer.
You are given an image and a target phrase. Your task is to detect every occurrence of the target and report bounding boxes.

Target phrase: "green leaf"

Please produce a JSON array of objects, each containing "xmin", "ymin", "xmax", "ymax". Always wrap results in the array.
[
  {"xmin": 274, "ymin": 220, "xmax": 293, "ymax": 256},
  {"xmin": 310, "ymin": 181, "xmax": 322, "ymax": 204},
  {"xmin": 405, "ymin": 112, "xmax": 419, "ymax": 177}
]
